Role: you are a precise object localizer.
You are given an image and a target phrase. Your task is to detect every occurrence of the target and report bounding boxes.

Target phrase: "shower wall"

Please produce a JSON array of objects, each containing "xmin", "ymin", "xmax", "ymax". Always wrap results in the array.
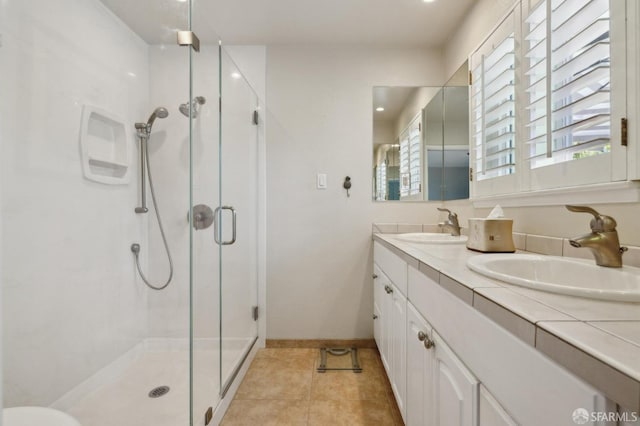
[
  {"xmin": 146, "ymin": 45, "xmax": 214, "ymax": 339},
  {"xmin": 0, "ymin": 0, "xmax": 150, "ymax": 406}
]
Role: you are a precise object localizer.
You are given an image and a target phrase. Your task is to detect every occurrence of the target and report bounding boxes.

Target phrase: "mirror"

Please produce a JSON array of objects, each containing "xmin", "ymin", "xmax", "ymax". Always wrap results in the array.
[{"xmin": 373, "ymin": 62, "xmax": 469, "ymax": 201}]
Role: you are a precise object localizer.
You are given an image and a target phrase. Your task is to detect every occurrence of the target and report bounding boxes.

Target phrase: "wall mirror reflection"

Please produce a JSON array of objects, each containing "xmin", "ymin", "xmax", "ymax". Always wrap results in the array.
[{"xmin": 372, "ymin": 62, "xmax": 470, "ymax": 202}]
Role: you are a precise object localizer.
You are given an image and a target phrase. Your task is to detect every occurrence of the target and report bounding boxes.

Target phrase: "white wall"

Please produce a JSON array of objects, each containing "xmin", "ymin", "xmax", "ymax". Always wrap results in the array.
[
  {"xmin": 394, "ymin": 87, "xmax": 440, "ymax": 137},
  {"xmin": 0, "ymin": 0, "xmax": 149, "ymax": 406},
  {"xmin": 266, "ymin": 45, "xmax": 452, "ymax": 339},
  {"xmin": 443, "ymin": 0, "xmax": 518, "ymax": 79}
]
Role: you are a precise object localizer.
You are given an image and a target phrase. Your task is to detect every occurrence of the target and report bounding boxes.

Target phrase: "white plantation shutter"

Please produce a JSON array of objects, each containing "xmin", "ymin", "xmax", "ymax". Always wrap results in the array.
[
  {"xmin": 470, "ymin": 0, "xmax": 626, "ymax": 198},
  {"xmin": 482, "ymin": 34, "xmax": 516, "ymax": 179},
  {"xmin": 525, "ymin": 0, "xmax": 626, "ymax": 189},
  {"xmin": 408, "ymin": 119, "xmax": 422, "ymax": 195},
  {"xmin": 525, "ymin": 0, "xmax": 612, "ymax": 169},
  {"xmin": 399, "ymin": 114, "xmax": 423, "ymax": 199},
  {"xmin": 376, "ymin": 162, "xmax": 387, "ymax": 200},
  {"xmin": 399, "ymin": 130, "xmax": 410, "ymax": 197},
  {"xmin": 470, "ymin": 11, "xmax": 518, "ymax": 196}
]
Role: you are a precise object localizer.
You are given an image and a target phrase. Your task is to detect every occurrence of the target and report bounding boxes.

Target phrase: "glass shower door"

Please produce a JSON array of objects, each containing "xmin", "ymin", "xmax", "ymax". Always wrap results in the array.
[
  {"xmin": 188, "ymin": 6, "xmax": 224, "ymax": 423},
  {"xmin": 188, "ymin": 6, "xmax": 260, "ymax": 422},
  {"xmin": 218, "ymin": 48, "xmax": 260, "ymax": 396}
]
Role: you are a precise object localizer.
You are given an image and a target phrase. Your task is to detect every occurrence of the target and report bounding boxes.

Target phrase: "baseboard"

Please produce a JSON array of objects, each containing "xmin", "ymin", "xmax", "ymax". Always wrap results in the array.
[{"xmin": 265, "ymin": 338, "xmax": 377, "ymax": 349}]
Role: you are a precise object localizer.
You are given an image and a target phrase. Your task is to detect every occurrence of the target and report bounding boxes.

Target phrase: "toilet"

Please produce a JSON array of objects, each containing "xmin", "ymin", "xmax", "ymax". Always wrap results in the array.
[{"xmin": 3, "ymin": 407, "xmax": 81, "ymax": 426}]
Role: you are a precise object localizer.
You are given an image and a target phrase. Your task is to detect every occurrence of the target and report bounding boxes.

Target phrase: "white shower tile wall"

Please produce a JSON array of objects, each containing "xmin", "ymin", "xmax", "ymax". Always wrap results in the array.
[
  {"xmin": 373, "ymin": 224, "xmax": 640, "ymax": 268},
  {"xmin": 0, "ymin": 0, "xmax": 149, "ymax": 407}
]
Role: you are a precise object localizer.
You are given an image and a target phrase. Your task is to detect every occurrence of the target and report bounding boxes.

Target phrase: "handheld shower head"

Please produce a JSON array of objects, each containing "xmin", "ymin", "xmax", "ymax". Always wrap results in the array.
[
  {"xmin": 135, "ymin": 107, "xmax": 169, "ymax": 136},
  {"xmin": 147, "ymin": 107, "xmax": 169, "ymax": 128}
]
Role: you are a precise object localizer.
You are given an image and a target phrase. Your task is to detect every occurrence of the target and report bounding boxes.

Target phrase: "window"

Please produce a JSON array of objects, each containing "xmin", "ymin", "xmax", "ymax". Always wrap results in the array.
[
  {"xmin": 376, "ymin": 162, "xmax": 387, "ymax": 201},
  {"xmin": 472, "ymin": 28, "xmax": 516, "ymax": 180},
  {"xmin": 525, "ymin": 0, "xmax": 612, "ymax": 168},
  {"xmin": 470, "ymin": 11, "xmax": 519, "ymax": 196},
  {"xmin": 399, "ymin": 115, "xmax": 422, "ymax": 198},
  {"xmin": 524, "ymin": 0, "xmax": 626, "ymax": 190},
  {"xmin": 470, "ymin": 0, "xmax": 628, "ymax": 199}
]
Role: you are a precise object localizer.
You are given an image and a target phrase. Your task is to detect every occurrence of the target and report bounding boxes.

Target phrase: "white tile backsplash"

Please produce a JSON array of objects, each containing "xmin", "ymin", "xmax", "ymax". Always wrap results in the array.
[
  {"xmin": 397, "ymin": 223, "xmax": 423, "ymax": 233},
  {"xmin": 525, "ymin": 234, "xmax": 564, "ymax": 256},
  {"xmin": 372, "ymin": 223, "xmax": 398, "ymax": 234},
  {"xmin": 562, "ymin": 239, "xmax": 593, "ymax": 260},
  {"xmin": 621, "ymin": 245, "xmax": 640, "ymax": 269},
  {"xmin": 513, "ymin": 232, "xmax": 526, "ymax": 251},
  {"xmin": 422, "ymin": 224, "xmax": 442, "ymax": 233},
  {"xmin": 373, "ymin": 223, "xmax": 640, "ymax": 268}
]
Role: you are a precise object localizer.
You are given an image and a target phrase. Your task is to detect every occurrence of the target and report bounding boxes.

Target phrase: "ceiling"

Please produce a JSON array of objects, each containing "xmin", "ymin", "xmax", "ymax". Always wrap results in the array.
[
  {"xmin": 372, "ymin": 87, "xmax": 418, "ymax": 122},
  {"xmin": 99, "ymin": 0, "xmax": 476, "ymax": 46}
]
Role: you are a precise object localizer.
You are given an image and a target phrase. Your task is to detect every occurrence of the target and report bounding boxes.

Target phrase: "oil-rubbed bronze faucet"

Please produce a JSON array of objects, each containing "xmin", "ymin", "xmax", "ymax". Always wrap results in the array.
[
  {"xmin": 566, "ymin": 205, "xmax": 628, "ymax": 267},
  {"xmin": 437, "ymin": 208, "xmax": 461, "ymax": 236}
]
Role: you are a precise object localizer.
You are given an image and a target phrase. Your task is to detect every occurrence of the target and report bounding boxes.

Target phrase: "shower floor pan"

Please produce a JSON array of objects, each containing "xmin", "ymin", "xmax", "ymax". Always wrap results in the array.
[{"xmin": 58, "ymin": 340, "xmax": 249, "ymax": 426}]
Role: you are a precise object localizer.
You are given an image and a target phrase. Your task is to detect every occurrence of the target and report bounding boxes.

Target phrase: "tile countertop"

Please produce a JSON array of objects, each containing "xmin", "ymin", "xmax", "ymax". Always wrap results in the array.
[{"xmin": 373, "ymin": 233, "xmax": 640, "ymax": 411}]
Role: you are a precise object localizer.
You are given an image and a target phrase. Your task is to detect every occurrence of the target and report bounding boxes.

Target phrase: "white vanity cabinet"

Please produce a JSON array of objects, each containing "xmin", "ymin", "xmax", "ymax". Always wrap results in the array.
[
  {"xmin": 432, "ymin": 330, "xmax": 479, "ymax": 426},
  {"xmin": 373, "ymin": 264, "xmax": 390, "ymax": 371},
  {"xmin": 373, "ymin": 243, "xmax": 407, "ymax": 420},
  {"xmin": 389, "ymin": 282, "xmax": 407, "ymax": 417},
  {"xmin": 479, "ymin": 385, "xmax": 518, "ymax": 426},
  {"xmin": 374, "ymin": 240, "xmax": 615, "ymax": 426},
  {"xmin": 407, "ymin": 263, "xmax": 612, "ymax": 426},
  {"xmin": 406, "ymin": 301, "xmax": 481, "ymax": 426},
  {"xmin": 406, "ymin": 303, "xmax": 433, "ymax": 426}
]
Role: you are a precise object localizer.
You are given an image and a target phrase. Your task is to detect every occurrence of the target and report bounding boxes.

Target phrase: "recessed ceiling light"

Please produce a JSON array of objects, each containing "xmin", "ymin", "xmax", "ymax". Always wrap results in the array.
[
  {"xmin": 376, "ymin": 107, "xmax": 385, "ymax": 112},
  {"xmin": 231, "ymin": 72, "xmax": 242, "ymax": 79},
  {"xmin": 177, "ymin": 0, "xmax": 187, "ymax": 3},
  {"xmin": 423, "ymin": 0, "xmax": 436, "ymax": 3}
]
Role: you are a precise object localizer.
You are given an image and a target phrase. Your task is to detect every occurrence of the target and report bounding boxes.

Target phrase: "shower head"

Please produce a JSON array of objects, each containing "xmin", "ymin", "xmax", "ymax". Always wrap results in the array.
[
  {"xmin": 147, "ymin": 107, "xmax": 169, "ymax": 128},
  {"xmin": 135, "ymin": 107, "xmax": 169, "ymax": 135},
  {"xmin": 179, "ymin": 96, "xmax": 207, "ymax": 118}
]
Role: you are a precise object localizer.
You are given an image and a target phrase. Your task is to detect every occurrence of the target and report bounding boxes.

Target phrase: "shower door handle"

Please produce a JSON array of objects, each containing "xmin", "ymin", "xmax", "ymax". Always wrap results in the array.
[{"xmin": 213, "ymin": 206, "xmax": 237, "ymax": 245}]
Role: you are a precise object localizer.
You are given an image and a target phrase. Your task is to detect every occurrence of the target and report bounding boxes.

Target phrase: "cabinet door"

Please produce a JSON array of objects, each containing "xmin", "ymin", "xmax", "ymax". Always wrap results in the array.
[
  {"xmin": 373, "ymin": 300, "xmax": 382, "ymax": 349},
  {"xmin": 374, "ymin": 266, "xmax": 393, "ymax": 374},
  {"xmin": 373, "ymin": 264, "xmax": 384, "ymax": 351},
  {"xmin": 406, "ymin": 303, "xmax": 434, "ymax": 426},
  {"xmin": 390, "ymin": 283, "xmax": 407, "ymax": 421},
  {"xmin": 433, "ymin": 331, "xmax": 478, "ymax": 426},
  {"xmin": 479, "ymin": 385, "xmax": 517, "ymax": 426}
]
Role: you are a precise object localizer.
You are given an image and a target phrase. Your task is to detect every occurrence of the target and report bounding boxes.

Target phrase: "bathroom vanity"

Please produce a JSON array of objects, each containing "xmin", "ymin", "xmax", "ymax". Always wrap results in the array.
[{"xmin": 373, "ymin": 233, "xmax": 640, "ymax": 426}]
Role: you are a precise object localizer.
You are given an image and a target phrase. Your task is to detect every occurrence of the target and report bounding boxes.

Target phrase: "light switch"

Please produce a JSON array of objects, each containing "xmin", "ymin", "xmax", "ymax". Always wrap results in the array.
[{"xmin": 317, "ymin": 173, "xmax": 327, "ymax": 189}]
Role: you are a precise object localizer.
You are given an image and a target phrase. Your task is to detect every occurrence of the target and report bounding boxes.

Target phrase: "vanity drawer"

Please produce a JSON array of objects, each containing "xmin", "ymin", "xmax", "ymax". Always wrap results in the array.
[{"xmin": 374, "ymin": 242, "xmax": 407, "ymax": 296}]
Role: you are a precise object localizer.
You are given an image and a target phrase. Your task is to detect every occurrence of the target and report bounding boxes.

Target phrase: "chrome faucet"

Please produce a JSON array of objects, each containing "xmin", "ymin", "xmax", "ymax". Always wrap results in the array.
[
  {"xmin": 566, "ymin": 205, "xmax": 627, "ymax": 268},
  {"xmin": 437, "ymin": 208, "xmax": 461, "ymax": 236}
]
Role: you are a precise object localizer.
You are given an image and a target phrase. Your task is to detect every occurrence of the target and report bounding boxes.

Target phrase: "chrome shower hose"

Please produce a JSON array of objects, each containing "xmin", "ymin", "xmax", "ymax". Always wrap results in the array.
[{"xmin": 131, "ymin": 137, "xmax": 174, "ymax": 290}]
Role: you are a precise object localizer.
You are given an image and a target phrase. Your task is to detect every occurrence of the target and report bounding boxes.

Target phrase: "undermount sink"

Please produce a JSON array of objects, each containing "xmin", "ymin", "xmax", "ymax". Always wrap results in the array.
[
  {"xmin": 467, "ymin": 253, "xmax": 640, "ymax": 302},
  {"xmin": 394, "ymin": 233, "xmax": 468, "ymax": 244}
]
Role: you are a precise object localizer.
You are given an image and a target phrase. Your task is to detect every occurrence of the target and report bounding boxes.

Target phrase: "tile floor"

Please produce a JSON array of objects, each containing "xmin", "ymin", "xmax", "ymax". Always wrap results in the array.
[{"xmin": 221, "ymin": 348, "xmax": 404, "ymax": 426}]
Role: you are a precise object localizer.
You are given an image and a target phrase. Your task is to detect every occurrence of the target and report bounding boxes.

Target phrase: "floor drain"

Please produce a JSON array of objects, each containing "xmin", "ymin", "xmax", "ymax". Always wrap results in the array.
[{"xmin": 148, "ymin": 386, "xmax": 170, "ymax": 398}]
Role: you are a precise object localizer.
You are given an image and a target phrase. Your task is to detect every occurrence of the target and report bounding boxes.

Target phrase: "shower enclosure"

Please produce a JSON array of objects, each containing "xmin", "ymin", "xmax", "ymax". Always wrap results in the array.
[{"xmin": 1, "ymin": 0, "xmax": 263, "ymax": 424}]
